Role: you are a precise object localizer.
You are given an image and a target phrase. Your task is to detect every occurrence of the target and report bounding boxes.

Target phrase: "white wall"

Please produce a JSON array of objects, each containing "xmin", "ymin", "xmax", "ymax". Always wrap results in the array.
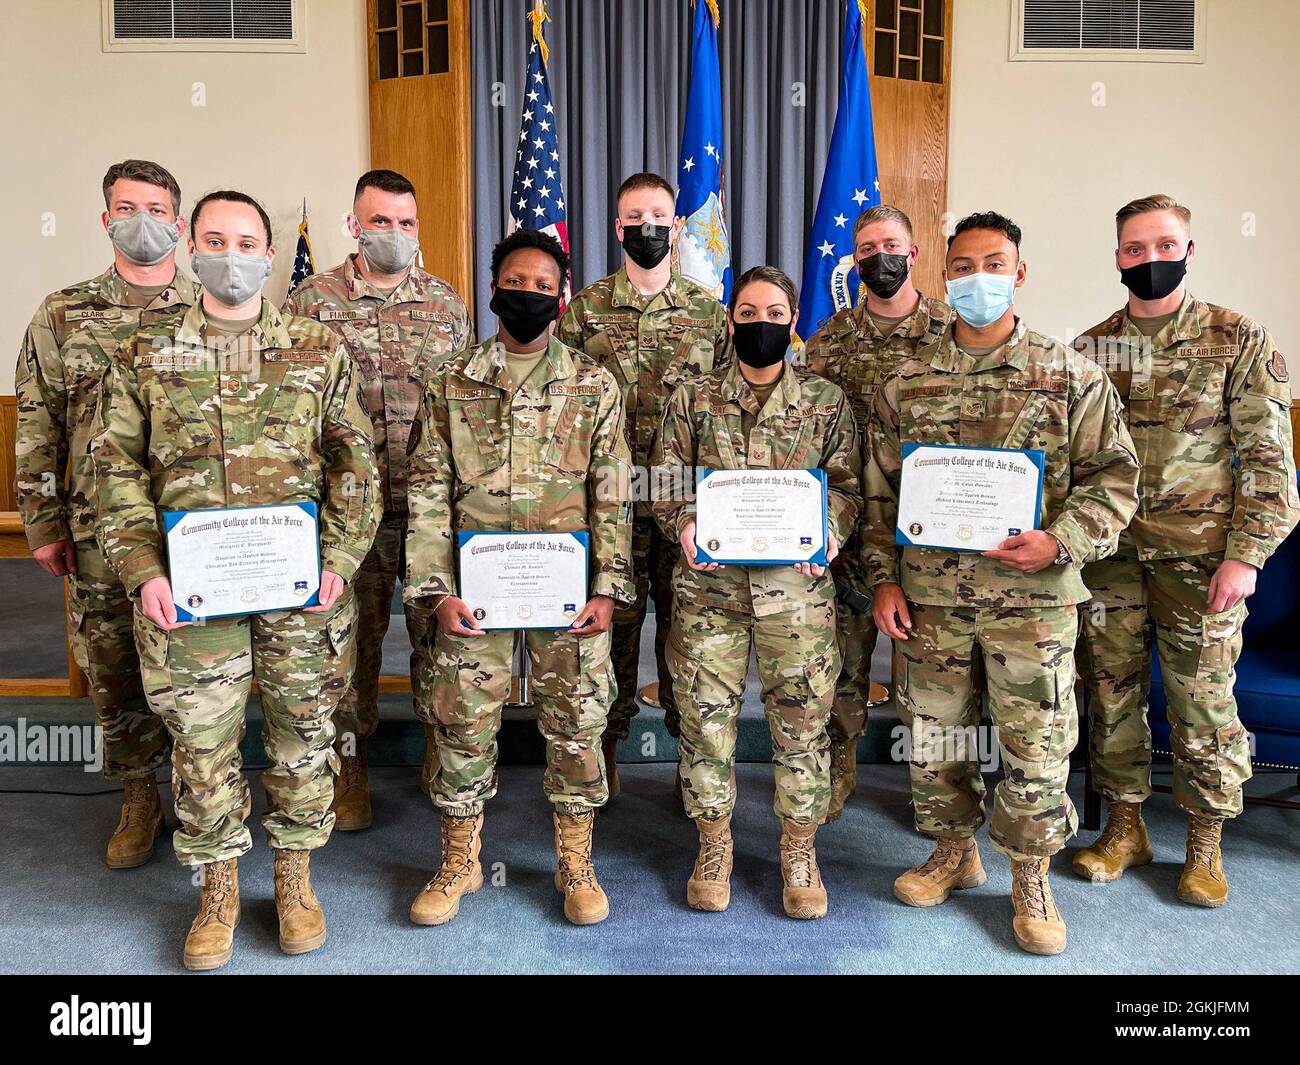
[
  {"xmin": 948, "ymin": 0, "xmax": 1300, "ymax": 393},
  {"xmin": 0, "ymin": 0, "xmax": 370, "ymax": 393}
]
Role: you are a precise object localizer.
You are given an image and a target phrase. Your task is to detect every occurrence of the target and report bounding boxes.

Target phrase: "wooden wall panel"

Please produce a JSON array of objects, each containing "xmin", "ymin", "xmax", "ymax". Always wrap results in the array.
[
  {"xmin": 0, "ymin": 395, "xmax": 16, "ymax": 513},
  {"xmin": 366, "ymin": 0, "xmax": 475, "ymax": 313},
  {"xmin": 867, "ymin": 0, "xmax": 953, "ymax": 299}
]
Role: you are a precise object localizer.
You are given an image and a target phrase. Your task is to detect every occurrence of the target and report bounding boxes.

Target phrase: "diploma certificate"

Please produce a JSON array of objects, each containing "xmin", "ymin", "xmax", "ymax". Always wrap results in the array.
[
  {"xmin": 895, "ymin": 444, "xmax": 1046, "ymax": 552},
  {"xmin": 457, "ymin": 532, "xmax": 590, "ymax": 630},
  {"xmin": 694, "ymin": 469, "xmax": 829, "ymax": 566},
  {"xmin": 164, "ymin": 503, "xmax": 321, "ymax": 621}
]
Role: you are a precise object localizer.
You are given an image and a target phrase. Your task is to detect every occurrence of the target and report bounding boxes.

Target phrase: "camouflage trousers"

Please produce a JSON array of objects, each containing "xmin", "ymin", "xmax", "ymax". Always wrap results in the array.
[
  {"xmin": 422, "ymin": 626, "xmax": 614, "ymax": 816},
  {"xmin": 1079, "ymin": 550, "xmax": 1252, "ymax": 819},
  {"xmin": 894, "ymin": 603, "xmax": 1079, "ymax": 860},
  {"xmin": 830, "ymin": 592, "xmax": 878, "ymax": 743},
  {"xmin": 332, "ymin": 512, "xmax": 436, "ymax": 745},
  {"xmin": 132, "ymin": 593, "xmax": 357, "ymax": 865},
  {"xmin": 68, "ymin": 540, "xmax": 169, "ymax": 779},
  {"xmin": 608, "ymin": 514, "xmax": 679, "ymax": 739},
  {"xmin": 668, "ymin": 592, "xmax": 838, "ymax": 824}
]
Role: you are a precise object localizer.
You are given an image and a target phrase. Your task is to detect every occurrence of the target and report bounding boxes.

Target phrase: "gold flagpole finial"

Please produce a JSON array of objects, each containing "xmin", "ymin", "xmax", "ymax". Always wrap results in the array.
[{"xmin": 529, "ymin": 0, "xmax": 551, "ymax": 67}]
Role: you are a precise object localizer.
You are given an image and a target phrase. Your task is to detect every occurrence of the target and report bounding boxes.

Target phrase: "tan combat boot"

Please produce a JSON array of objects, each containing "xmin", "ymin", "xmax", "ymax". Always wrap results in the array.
[
  {"xmin": 602, "ymin": 735, "xmax": 620, "ymax": 801},
  {"xmin": 1072, "ymin": 801, "xmax": 1153, "ymax": 882},
  {"xmin": 410, "ymin": 814, "xmax": 484, "ymax": 925},
  {"xmin": 273, "ymin": 849, "xmax": 326, "ymax": 955},
  {"xmin": 824, "ymin": 739, "xmax": 858, "ymax": 824},
  {"xmin": 553, "ymin": 810, "xmax": 609, "ymax": 925},
  {"xmin": 893, "ymin": 837, "xmax": 987, "ymax": 907},
  {"xmin": 1178, "ymin": 815, "xmax": 1229, "ymax": 908},
  {"xmin": 105, "ymin": 776, "xmax": 164, "ymax": 869},
  {"xmin": 779, "ymin": 818, "xmax": 828, "ymax": 919},
  {"xmin": 331, "ymin": 737, "xmax": 372, "ymax": 831},
  {"xmin": 1010, "ymin": 857, "xmax": 1067, "ymax": 956},
  {"xmin": 183, "ymin": 858, "xmax": 239, "ymax": 971},
  {"xmin": 686, "ymin": 814, "xmax": 733, "ymax": 912},
  {"xmin": 419, "ymin": 724, "xmax": 439, "ymax": 793}
]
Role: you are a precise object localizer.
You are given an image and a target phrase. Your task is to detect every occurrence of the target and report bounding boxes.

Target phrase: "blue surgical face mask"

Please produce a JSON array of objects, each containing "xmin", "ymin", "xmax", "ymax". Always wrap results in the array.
[{"xmin": 945, "ymin": 272, "xmax": 1017, "ymax": 329}]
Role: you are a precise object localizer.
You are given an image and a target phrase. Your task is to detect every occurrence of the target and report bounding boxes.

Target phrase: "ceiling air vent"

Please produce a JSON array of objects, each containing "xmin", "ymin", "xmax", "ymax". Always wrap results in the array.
[
  {"xmin": 1012, "ymin": 0, "xmax": 1203, "ymax": 62},
  {"xmin": 103, "ymin": 0, "xmax": 305, "ymax": 53}
]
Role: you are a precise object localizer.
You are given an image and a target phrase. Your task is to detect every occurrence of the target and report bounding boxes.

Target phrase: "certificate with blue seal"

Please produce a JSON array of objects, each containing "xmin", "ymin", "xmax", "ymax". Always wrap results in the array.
[
  {"xmin": 693, "ymin": 469, "xmax": 829, "ymax": 566},
  {"xmin": 163, "ymin": 502, "xmax": 321, "ymax": 621},
  {"xmin": 895, "ymin": 444, "xmax": 1046, "ymax": 552},
  {"xmin": 457, "ymin": 531, "xmax": 590, "ymax": 630}
]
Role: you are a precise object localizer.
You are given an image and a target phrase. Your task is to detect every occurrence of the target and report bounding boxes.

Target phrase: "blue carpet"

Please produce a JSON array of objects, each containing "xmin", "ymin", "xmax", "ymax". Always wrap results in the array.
[{"xmin": 1, "ymin": 762, "xmax": 1296, "ymax": 975}]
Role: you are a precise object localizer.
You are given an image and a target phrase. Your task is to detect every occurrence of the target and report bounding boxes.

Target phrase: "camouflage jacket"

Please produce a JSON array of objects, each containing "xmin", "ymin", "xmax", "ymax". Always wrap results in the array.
[
  {"xmin": 799, "ymin": 293, "xmax": 952, "ymax": 590},
  {"xmin": 403, "ymin": 335, "xmax": 635, "ymax": 607},
  {"xmin": 283, "ymin": 255, "xmax": 472, "ymax": 515},
  {"xmin": 799, "ymin": 294, "xmax": 953, "ymax": 427},
  {"xmin": 861, "ymin": 320, "xmax": 1140, "ymax": 608},
  {"xmin": 1073, "ymin": 294, "xmax": 1297, "ymax": 567},
  {"xmin": 556, "ymin": 266, "xmax": 729, "ymax": 477},
  {"xmin": 652, "ymin": 361, "xmax": 862, "ymax": 618},
  {"xmin": 92, "ymin": 299, "xmax": 380, "ymax": 593},
  {"xmin": 15, "ymin": 265, "xmax": 199, "ymax": 551}
]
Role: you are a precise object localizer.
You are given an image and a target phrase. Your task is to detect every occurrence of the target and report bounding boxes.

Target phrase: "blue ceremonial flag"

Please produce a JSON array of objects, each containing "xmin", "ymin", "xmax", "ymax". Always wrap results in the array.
[
  {"xmin": 288, "ymin": 200, "xmax": 316, "ymax": 295},
  {"xmin": 509, "ymin": 1, "xmax": 570, "ymax": 301},
  {"xmin": 676, "ymin": 0, "xmax": 732, "ymax": 302},
  {"xmin": 797, "ymin": 0, "xmax": 881, "ymax": 341}
]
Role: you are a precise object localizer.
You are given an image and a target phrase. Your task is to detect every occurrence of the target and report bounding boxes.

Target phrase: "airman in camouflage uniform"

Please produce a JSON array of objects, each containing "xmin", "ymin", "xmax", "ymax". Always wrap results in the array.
[
  {"xmin": 799, "ymin": 204, "xmax": 954, "ymax": 821},
  {"xmin": 93, "ymin": 190, "xmax": 380, "ymax": 970},
  {"xmin": 863, "ymin": 213, "xmax": 1139, "ymax": 955},
  {"xmin": 14, "ymin": 159, "xmax": 196, "ymax": 869},
  {"xmin": 556, "ymin": 173, "xmax": 728, "ymax": 790},
  {"xmin": 1071, "ymin": 195, "xmax": 1298, "ymax": 908},
  {"xmin": 405, "ymin": 231, "xmax": 634, "ymax": 928},
  {"xmin": 284, "ymin": 169, "xmax": 473, "ymax": 830},
  {"xmin": 654, "ymin": 266, "xmax": 862, "ymax": 919}
]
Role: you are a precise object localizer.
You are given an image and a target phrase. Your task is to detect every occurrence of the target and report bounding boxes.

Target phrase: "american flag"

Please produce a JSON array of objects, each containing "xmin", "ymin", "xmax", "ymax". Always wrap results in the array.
[
  {"xmin": 508, "ymin": 2, "xmax": 570, "ymax": 301},
  {"xmin": 288, "ymin": 200, "xmax": 316, "ymax": 295}
]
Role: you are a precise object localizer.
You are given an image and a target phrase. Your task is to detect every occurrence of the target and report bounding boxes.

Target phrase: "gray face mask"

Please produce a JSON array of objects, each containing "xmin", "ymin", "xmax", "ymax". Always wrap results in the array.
[
  {"xmin": 358, "ymin": 226, "xmax": 420, "ymax": 275},
  {"xmin": 107, "ymin": 210, "xmax": 180, "ymax": 266},
  {"xmin": 190, "ymin": 251, "xmax": 272, "ymax": 307}
]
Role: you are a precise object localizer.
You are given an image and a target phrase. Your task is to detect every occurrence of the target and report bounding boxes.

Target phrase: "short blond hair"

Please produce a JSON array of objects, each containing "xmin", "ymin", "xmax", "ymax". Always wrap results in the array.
[
  {"xmin": 853, "ymin": 204, "xmax": 913, "ymax": 242},
  {"xmin": 1116, "ymin": 194, "xmax": 1191, "ymax": 243}
]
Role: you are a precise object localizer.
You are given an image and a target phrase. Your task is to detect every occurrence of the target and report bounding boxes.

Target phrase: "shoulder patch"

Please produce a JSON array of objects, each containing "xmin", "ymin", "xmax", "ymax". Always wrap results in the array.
[{"xmin": 1268, "ymin": 351, "xmax": 1290, "ymax": 383}]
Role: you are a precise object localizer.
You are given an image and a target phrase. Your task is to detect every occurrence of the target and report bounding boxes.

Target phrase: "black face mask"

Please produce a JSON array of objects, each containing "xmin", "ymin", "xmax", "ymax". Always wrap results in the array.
[
  {"xmin": 857, "ymin": 252, "xmax": 911, "ymax": 300},
  {"xmin": 490, "ymin": 287, "xmax": 560, "ymax": 345},
  {"xmin": 621, "ymin": 222, "xmax": 672, "ymax": 270},
  {"xmin": 1120, "ymin": 251, "xmax": 1189, "ymax": 301},
  {"xmin": 732, "ymin": 321, "xmax": 790, "ymax": 369}
]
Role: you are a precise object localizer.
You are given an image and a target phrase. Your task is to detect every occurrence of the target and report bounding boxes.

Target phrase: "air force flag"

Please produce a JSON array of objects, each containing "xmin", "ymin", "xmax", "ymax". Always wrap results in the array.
[
  {"xmin": 676, "ymin": 0, "xmax": 732, "ymax": 303},
  {"xmin": 797, "ymin": 0, "xmax": 881, "ymax": 341}
]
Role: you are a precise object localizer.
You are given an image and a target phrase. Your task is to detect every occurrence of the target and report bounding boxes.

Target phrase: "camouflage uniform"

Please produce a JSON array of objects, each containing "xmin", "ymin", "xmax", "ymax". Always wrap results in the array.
[
  {"xmin": 404, "ymin": 336, "xmax": 635, "ymax": 815},
  {"xmin": 652, "ymin": 362, "xmax": 863, "ymax": 823},
  {"xmin": 283, "ymin": 256, "xmax": 473, "ymax": 742},
  {"xmin": 1073, "ymin": 296, "xmax": 1298, "ymax": 819},
  {"xmin": 861, "ymin": 321, "xmax": 1139, "ymax": 859},
  {"xmin": 92, "ymin": 299, "xmax": 380, "ymax": 864},
  {"xmin": 15, "ymin": 266, "xmax": 198, "ymax": 779},
  {"xmin": 557, "ymin": 268, "xmax": 728, "ymax": 738},
  {"xmin": 801, "ymin": 295, "xmax": 952, "ymax": 744}
]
